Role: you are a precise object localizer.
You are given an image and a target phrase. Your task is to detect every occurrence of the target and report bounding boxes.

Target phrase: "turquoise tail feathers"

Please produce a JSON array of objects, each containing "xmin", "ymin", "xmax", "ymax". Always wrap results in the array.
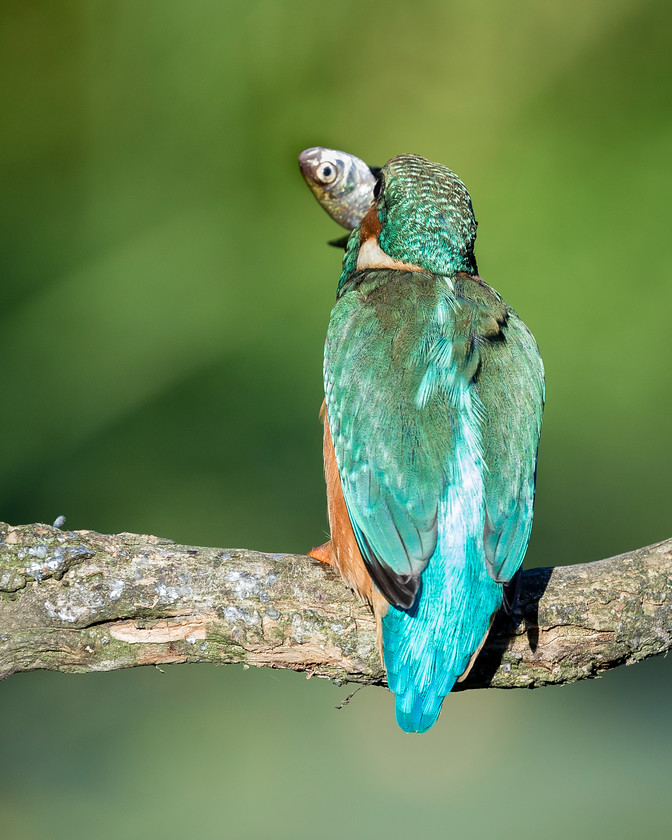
[{"xmin": 381, "ymin": 534, "xmax": 503, "ymax": 734}]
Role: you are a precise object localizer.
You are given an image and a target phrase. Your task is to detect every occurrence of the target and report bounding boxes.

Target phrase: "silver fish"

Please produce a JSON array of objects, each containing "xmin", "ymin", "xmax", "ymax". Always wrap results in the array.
[{"xmin": 298, "ymin": 147, "xmax": 378, "ymax": 230}]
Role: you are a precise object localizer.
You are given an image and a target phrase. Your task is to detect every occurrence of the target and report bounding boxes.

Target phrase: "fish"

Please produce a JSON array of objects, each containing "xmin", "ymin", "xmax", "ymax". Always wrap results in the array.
[{"xmin": 298, "ymin": 147, "xmax": 378, "ymax": 232}]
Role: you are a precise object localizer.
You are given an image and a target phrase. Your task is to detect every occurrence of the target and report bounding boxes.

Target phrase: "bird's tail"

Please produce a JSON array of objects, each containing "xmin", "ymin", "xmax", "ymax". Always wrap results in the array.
[{"xmin": 381, "ymin": 530, "xmax": 502, "ymax": 733}]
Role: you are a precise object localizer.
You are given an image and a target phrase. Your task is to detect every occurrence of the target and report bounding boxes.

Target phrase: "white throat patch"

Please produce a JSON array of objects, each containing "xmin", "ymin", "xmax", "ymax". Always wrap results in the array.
[{"xmin": 356, "ymin": 237, "xmax": 424, "ymax": 272}]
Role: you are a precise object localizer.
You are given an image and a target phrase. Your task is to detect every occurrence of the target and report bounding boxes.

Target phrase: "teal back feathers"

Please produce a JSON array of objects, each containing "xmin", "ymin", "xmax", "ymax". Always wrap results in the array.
[{"xmin": 324, "ymin": 155, "xmax": 544, "ymax": 732}]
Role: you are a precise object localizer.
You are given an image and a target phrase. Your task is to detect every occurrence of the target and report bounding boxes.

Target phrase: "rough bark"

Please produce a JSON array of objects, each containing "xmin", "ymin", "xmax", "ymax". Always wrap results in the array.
[{"xmin": 1, "ymin": 522, "xmax": 670, "ymax": 690}]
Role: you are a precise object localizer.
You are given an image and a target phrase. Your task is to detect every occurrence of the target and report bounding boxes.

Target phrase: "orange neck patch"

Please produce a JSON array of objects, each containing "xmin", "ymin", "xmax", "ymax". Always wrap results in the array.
[{"xmin": 356, "ymin": 205, "xmax": 424, "ymax": 273}]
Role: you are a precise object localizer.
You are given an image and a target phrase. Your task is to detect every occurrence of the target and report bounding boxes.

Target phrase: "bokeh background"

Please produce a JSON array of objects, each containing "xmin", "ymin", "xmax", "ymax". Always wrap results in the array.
[{"xmin": 2, "ymin": 1, "xmax": 671, "ymax": 838}]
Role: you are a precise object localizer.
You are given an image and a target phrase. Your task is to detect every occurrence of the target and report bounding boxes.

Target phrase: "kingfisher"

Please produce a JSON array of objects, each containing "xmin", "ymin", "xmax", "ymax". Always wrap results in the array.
[{"xmin": 308, "ymin": 153, "xmax": 544, "ymax": 733}]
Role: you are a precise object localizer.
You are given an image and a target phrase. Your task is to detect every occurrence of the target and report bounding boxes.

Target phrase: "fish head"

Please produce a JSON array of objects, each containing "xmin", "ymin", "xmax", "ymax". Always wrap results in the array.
[{"xmin": 298, "ymin": 147, "xmax": 376, "ymax": 230}]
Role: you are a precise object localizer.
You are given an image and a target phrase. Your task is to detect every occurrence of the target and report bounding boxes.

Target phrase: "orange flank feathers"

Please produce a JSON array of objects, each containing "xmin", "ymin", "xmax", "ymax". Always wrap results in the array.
[{"xmin": 309, "ymin": 403, "xmax": 388, "ymax": 652}]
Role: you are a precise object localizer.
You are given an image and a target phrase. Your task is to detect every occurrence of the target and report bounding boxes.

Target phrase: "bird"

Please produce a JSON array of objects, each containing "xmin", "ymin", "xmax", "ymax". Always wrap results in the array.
[{"xmin": 309, "ymin": 153, "xmax": 544, "ymax": 733}]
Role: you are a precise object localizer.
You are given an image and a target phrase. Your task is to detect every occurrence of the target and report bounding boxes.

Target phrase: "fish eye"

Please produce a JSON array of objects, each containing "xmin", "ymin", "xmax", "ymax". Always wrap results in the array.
[
  {"xmin": 373, "ymin": 175, "xmax": 383, "ymax": 198},
  {"xmin": 316, "ymin": 161, "xmax": 337, "ymax": 184}
]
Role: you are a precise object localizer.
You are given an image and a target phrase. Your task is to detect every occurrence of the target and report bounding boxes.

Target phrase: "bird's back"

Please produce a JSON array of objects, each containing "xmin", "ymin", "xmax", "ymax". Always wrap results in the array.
[{"xmin": 325, "ymin": 268, "xmax": 543, "ymax": 731}]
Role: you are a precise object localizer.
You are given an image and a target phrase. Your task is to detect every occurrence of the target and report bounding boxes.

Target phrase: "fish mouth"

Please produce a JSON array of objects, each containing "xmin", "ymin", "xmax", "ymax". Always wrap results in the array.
[{"xmin": 298, "ymin": 147, "xmax": 322, "ymax": 178}]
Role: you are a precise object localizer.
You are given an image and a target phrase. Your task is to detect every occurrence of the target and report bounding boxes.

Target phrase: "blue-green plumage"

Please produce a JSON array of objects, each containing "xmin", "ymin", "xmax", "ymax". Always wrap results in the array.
[{"xmin": 323, "ymin": 155, "xmax": 544, "ymax": 732}]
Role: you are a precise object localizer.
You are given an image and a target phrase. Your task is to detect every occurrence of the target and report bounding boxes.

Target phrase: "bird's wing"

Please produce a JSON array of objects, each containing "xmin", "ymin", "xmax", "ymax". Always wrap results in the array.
[
  {"xmin": 454, "ymin": 276, "xmax": 545, "ymax": 590},
  {"xmin": 325, "ymin": 270, "xmax": 520, "ymax": 609}
]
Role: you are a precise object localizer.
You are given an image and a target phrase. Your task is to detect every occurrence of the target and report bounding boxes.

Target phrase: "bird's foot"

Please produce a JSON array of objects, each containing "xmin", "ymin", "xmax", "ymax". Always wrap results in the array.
[{"xmin": 308, "ymin": 541, "xmax": 331, "ymax": 564}]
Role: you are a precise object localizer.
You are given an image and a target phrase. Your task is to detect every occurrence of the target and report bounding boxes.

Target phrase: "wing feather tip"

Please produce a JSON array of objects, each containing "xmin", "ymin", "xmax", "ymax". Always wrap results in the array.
[{"xmin": 367, "ymin": 556, "xmax": 419, "ymax": 609}]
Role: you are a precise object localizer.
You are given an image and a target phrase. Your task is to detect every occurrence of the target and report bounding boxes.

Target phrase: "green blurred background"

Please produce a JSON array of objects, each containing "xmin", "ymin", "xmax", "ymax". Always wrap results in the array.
[{"xmin": 2, "ymin": 1, "xmax": 671, "ymax": 837}]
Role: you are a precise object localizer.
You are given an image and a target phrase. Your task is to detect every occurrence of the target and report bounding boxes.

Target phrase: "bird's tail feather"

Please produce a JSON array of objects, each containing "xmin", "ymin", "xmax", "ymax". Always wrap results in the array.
[{"xmin": 382, "ymin": 536, "xmax": 502, "ymax": 733}]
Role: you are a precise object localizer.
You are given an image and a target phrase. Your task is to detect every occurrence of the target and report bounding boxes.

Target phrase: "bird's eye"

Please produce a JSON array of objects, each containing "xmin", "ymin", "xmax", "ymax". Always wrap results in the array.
[
  {"xmin": 316, "ymin": 161, "xmax": 337, "ymax": 184},
  {"xmin": 373, "ymin": 175, "xmax": 383, "ymax": 199}
]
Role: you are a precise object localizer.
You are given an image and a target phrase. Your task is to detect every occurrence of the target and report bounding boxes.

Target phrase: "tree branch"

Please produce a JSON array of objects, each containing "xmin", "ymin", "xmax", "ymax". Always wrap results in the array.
[{"xmin": 1, "ymin": 522, "xmax": 670, "ymax": 690}]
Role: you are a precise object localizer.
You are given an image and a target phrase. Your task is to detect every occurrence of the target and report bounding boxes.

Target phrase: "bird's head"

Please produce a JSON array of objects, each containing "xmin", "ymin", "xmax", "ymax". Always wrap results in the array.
[{"xmin": 340, "ymin": 154, "xmax": 478, "ymax": 289}]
